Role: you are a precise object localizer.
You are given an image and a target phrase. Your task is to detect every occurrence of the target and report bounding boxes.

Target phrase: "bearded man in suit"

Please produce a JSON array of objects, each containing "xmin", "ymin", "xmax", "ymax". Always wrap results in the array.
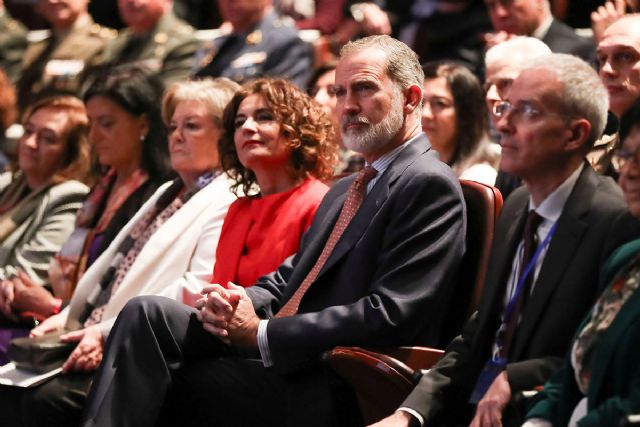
[{"xmin": 80, "ymin": 35, "xmax": 467, "ymax": 427}]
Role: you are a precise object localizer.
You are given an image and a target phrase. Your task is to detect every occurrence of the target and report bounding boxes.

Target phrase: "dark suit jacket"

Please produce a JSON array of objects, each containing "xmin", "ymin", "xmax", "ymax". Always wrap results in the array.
[
  {"xmin": 402, "ymin": 165, "xmax": 640, "ymax": 425},
  {"xmin": 542, "ymin": 19, "xmax": 596, "ymax": 64},
  {"xmin": 527, "ymin": 238, "xmax": 640, "ymax": 427},
  {"xmin": 195, "ymin": 12, "xmax": 313, "ymax": 88},
  {"xmin": 246, "ymin": 134, "xmax": 467, "ymax": 373}
]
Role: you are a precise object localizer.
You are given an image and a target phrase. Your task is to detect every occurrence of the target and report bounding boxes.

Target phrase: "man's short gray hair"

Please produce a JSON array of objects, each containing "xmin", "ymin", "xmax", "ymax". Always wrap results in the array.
[
  {"xmin": 485, "ymin": 36, "xmax": 551, "ymax": 69},
  {"xmin": 526, "ymin": 53, "xmax": 609, "ymax": 148},
  {"xmin": 340, "ymin": 35, "xmax": 424, "ymax": 92}
]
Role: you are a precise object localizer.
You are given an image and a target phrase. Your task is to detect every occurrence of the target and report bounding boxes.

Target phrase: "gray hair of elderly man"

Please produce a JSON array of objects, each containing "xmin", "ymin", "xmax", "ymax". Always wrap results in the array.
[
  {"xmin": 526, "ymin": 53, "xmax": 609, "ymax": 149},
  {"xmin": 339, "ymin": 35, "xmax": 424, "ymax": 97},
  {"xmin": 485, "ymin": 36, "xmax": 552, "ymax": 69}
]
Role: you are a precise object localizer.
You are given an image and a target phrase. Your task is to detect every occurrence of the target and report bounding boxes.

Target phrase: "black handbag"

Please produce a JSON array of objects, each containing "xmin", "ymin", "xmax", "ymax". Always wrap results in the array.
[{"xmin": 7, "ymin": 331, "xmax": 76, "ymax": 374}]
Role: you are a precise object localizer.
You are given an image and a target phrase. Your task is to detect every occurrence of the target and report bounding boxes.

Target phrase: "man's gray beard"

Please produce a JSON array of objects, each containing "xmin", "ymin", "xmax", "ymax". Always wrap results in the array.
[{"xmin": 341, "ymin": 93, "xmax": 404, "ymax": 155}]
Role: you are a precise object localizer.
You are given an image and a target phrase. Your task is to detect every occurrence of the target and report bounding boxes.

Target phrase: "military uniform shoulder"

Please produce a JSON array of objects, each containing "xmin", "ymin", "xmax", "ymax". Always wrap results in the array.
[
  {"xmin": 270, "ymin": 14, "xmax": 296, "ymax": 29},
  {"xmin": 261, "ymin": 13, "xmax": 302, "ymax": 39},
  {"xmin": 5, "ymin": 16, "xmax": 26, "ymax": 33},
  {"xmin": 155, "ymin": 11, "xmax": 191, "ymax": 33},
  {"xmin": 168, "ymin": 18, "xmax": 195, "ymax": 37},
  {"xmin": 88, "ymin": 23, "xmax": 118, "ymax": 40}
]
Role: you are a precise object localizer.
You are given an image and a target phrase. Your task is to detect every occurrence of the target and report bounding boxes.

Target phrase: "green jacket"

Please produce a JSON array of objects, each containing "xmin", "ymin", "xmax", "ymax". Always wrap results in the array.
[
  {"xmin": 18, "ymin": 15, "xmax": 115, "ymax": 110},
  {"xmin": 0, "ymin": 8, "xmax": 27, "ymax": 84},
  {"xmin": 101, "ymin": 12, "xmax": 200, "ymax": 88},
  {"xmin": 526, "ymin": 237, "xmax": 640, "ymax": 426}
]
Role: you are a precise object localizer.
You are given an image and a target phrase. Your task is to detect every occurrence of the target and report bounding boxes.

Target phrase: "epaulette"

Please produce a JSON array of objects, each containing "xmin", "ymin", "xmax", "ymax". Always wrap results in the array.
[
  {"xmin": 6, "ymin": 19, "xmax": 20, "ymax": 31},
  {"xmin": 154, "ymin": 32, "xmax": 168, "ymax": 44},
  {"xmin": 90, "ymin": 24, "xmax": 117, "ymax": 39},
  {"xmin": 175, "ymin": 23, "xmax": 195, "ymax": 36}
]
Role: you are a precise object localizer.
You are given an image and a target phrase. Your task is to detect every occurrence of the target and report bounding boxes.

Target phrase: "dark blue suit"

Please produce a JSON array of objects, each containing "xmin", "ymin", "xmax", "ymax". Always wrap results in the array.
[{"xmin": 194, "ymin": 12, "xmax": 313, "ymax": 88}]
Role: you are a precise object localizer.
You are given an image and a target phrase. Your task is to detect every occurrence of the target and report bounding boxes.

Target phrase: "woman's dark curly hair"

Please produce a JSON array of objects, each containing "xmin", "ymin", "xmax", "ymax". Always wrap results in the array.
[
  {"xmin": 220, "ymin": 78, "xmax": 337, "ymax": 196},
  {"xmin": 422, "ymin": 61, "xmax": 488, "ymax": 168}
]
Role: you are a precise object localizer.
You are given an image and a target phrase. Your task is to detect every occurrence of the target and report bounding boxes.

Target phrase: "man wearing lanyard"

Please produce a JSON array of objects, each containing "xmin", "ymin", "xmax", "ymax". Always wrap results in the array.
[
  {"xmin": 372, "ymin": 54, "xmax": 640, "ymax": 427},
  {"xmin": 80, "ymin": 35, "xmax": 467, "ymax": 427}
]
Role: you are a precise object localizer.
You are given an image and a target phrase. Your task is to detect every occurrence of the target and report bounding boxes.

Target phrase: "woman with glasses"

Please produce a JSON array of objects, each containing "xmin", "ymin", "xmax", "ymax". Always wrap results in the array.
[
  {"xmin": 421, "ymin": 61, "xmax": 500, "ymax": 185},
  {"xmin": 523, "ymin": 98, "xmax": 640, "ymax": 427}
]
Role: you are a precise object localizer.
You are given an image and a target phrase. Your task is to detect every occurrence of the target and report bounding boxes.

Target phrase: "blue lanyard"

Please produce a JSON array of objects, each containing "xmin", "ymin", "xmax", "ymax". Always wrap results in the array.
[{"xmin": 495, "ymin": 220, "xmax": 558, "ymax": 351}]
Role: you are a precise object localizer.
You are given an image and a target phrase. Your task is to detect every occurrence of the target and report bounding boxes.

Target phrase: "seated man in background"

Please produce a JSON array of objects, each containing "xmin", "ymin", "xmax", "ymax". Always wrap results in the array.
[
  {"xmin": 589, "ymin": 14, "xmax": 640, "ymax": 176},
  {"xmin": 81, "ymin": 35, "xmax": 467, "ymax": 427},
  {"xmin": 483, "ymin": 0, "xmax": 595, "ymax": 62},
  {"xmin": 597, "ymin": 14, "xmax": 640, "ymax": 120},
  {"xmin": 194, "ymin": 0, "xmax": 313, "ymax": 88},
  {"xmin": 18, "ymin": 0, "xmax": 115, "ymax": 111},
  {"xmin": 484, "ymin": 36, "xmax": 551, "ymax": 199},
  {"xmin": 372, "ymin": 53, "xmax": 640, "ymax": 427},
  {"xmin": 98, "ymin": 0, "xmax": 199, "ymax": 88},
  {"xmin": 0, "ymin": 0, "xmax": 27, "ymax": 85}
]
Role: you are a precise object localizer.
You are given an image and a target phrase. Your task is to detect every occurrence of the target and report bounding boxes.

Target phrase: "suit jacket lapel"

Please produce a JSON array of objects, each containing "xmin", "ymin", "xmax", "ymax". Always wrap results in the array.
[
  {"xmin": 486, "ymin": 201, "xmax": 527, "ymax": 309},
  {"xmin": 472, "ymin": 194, "xmax": 528, "ymax": 350},
  {"xmin": 313, "ymin": 135, "xmax": 431, "ymax": 281},
  {"xmin": 512, "ymin": 166, "xmax": 595, "ymax": 358}
]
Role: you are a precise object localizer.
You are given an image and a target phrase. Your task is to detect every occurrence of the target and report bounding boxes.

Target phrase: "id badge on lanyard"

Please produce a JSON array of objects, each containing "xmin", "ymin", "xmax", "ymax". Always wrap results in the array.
[
  {"xmin": 469, "ymin": 357, "xmax": 507, "ymax": 404},
  {"xmin": 468, "ymin": 221, "xmax": 557, "ymax": 404}
]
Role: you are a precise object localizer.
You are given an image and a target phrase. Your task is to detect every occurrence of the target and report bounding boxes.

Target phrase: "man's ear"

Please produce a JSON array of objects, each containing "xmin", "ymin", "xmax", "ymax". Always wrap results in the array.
[
  {"xmin": 404, "ymin": 84, "xmax": 422, "ymax": 114},
  {"xmin": 564, "ymin": 118, "xmax": 591, "ymax": 152}
]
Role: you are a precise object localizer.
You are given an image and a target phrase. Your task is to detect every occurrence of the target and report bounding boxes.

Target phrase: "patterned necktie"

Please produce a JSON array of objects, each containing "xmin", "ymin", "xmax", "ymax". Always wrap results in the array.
[
  {"xmin": 276, "ymin": 166, "xmax": 378, "ymax": 318},
  {"xmin": 501, "ymin": 210, "xmax": 544, "ymax": 358}
]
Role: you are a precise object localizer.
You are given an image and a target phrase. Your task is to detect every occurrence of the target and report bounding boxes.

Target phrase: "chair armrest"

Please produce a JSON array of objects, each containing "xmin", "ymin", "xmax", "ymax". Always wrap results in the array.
[{"xmin": 362, "ymin": 346, "xmax": 445, "ymax": 371}]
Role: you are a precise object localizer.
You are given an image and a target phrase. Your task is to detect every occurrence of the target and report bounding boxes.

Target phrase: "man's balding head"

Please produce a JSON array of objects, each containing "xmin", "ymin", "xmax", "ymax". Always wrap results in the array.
[{"xmin": 484, "ymin": 37, "xmax": 551, "ymax": 125}]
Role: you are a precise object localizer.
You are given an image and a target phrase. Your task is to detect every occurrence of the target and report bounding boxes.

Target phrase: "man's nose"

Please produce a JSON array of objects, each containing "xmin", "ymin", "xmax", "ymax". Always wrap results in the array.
[
  {"xmin": 599, "ymin": 59, "xmax": 616, "ymax": 77},
  {"xmin": 495, "ymin": 110, "xmax": 514, "ymax": 134}
]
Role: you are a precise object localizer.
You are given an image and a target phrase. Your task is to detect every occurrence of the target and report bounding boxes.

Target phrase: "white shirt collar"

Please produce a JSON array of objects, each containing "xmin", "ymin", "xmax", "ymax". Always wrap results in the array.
[
  {"xmin": 369, "ymin": 133, "xmax": 421, "ymax": 174},
  {"xmin": 529, "ymin": 162, "xmax": 584, "ymax": 223},
  {"xmin": 532, "ymin": 15, "xmax": 554, "ymax": 40}
]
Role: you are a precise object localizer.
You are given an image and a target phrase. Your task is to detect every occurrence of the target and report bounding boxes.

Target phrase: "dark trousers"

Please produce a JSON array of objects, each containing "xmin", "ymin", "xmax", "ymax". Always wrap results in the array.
[
  {"xmin": 82, "ymin": 295, "xmax": 362, "ymax": 427},
  {"xmin": 0, "ymin": 372, "xmax": 91, "ymax": 427}
]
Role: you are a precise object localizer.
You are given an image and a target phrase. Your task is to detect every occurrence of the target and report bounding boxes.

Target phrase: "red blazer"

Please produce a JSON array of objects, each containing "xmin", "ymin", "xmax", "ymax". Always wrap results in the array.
[{"xmin": 212, "ymin": 178, "xmax": 328, "ymax": 287}]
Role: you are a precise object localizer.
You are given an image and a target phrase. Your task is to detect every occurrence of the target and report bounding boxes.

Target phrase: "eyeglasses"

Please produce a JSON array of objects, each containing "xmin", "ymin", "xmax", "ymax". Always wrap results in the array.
[
  {"xmin": 492, "ymin": 100, "xmax": 565, "ymax": 124},
  {"xmin": 612, "ymin": 147, "xmax": 640, "ymax": 172}
]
